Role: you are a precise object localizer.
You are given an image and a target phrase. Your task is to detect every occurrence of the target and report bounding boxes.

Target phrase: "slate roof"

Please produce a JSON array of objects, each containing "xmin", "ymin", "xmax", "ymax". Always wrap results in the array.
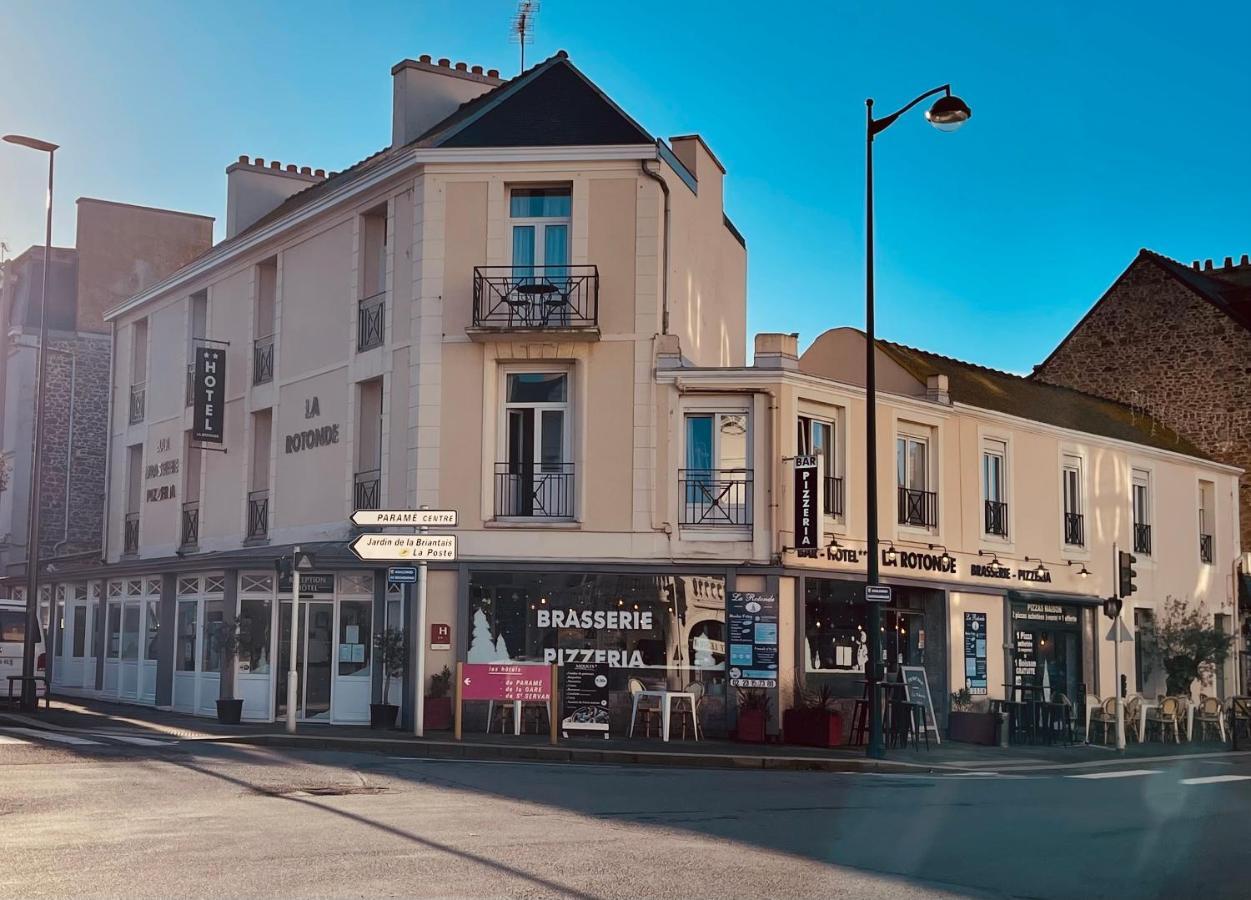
[
  {"xmin": 876, "ymin": 339, "xmax": 1207, "ymax": 458},
  {"xmin": 1139, "ymin": 249, "xmax": 1251, "ymax": 333}
]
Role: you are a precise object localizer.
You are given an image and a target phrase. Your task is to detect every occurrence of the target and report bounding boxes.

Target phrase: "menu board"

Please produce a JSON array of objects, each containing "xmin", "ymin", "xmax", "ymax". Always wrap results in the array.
[
  {"xmin": 1014, "ymin": 630, "xmax": 1037, "ymax": 680},
  {"xmin": 728, "ymin": 592, "xmax": 779, "ymax": 688},
  {"xmin": 900, "ymin": 665, "xmax": 941, "ymax": 744},
  {"xmin": 964, "ymin": 612, "xmax": 988, "ymax": 695},
  {"xmin": 561, "ymin": 662, "xmax": 610, "ymax": 739}
]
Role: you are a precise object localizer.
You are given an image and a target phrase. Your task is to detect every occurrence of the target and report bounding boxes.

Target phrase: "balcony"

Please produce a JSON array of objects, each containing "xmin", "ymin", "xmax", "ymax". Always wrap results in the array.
[
  {"xmin": 354, "ymin": 469, "xmax": 381, "ymax": 511},
  {"xmin": 494, "ymin": 462, "xmax": 575, "ymax": 519},
  {"xmin": 984, "ymin": 500, "xmax": 1008, "ymax": 537},
  {"xmin": 357, "ymin": 291, "xmax": 385, "ymax": 352},
  {"xmin": 246, "ymin": 490, "xmax": 269, "ymax": 541},
  {"xmin": 679, "ymin": 469, "xmax": 752, "ymax": 528},
  {"xmin": 128, "ymin": 383, "xmax": 146, "ymax": 425},
  {"xmin": 1134, "ymin": 522, "xmax": 1152, "ymax": 556},
  {"xmin": 123, "ymin": 512, "xmax": 140, "ymax": 556},
  {"xmin": 897, "ymin": 487, "xmax": 938, "ymax": 528},
  {"xmin": 824, "ymin": 475, "xmax": 844, "ymax": 518},
  {"xmin": 180, "ymin": 501, "xmax": 199, "ymax": 549},
  {"xmin": 253, "ymin": 335, "xmax": 274, "ymax": 385},
  {"xmin": 1200, "ymin": 532, "xmax": 1214, "ymax": 565},
  {"xmin": 1064, "ymin": 512, "xmax": 1084, "ymax": 547},
  {"xmin": 470, "ymin": 265, "xmax": 599, "ymax": 339},
  {"xmin": 185, "ymin": 364, "xmax": 194, "ymax": 407}
]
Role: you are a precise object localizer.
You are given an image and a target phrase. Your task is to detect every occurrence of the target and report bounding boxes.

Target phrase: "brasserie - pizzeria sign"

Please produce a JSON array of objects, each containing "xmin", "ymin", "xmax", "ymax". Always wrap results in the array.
[{"xmin": 790, "ymin": 545, "xmax": 1064, "ymax": 585}]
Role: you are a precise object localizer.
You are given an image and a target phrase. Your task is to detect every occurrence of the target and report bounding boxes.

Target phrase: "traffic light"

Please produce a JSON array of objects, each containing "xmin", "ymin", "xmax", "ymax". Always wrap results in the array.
[
  {"xmin": 1103, "ymin": 596, "xmax": 1123, "ymax": 620},
  {"xmin": 1117, "ymin": 550, "xmax": 1137, "ymax": 599}
]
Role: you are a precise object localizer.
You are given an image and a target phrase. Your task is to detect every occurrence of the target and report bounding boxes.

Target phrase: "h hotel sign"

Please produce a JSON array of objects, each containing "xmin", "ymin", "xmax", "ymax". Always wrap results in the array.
[
  {"xmin": 793, "ymin": 455, "xmax": 820, "ymax": 553},
  {"xmin": 192, "ymin": 346, "xmax": 226, "ymax": 443}
]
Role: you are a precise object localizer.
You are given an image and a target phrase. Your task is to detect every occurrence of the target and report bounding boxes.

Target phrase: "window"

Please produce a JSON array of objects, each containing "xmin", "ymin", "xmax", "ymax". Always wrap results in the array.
[
  {"xmin": 72, "ymin": 606, "xmax": 86, "ymax": 658},
  {"xmin": 982, "ymin": 439, "xmax": 1008, "ymax": 537},
  {"xmin": 238, "ymin": 596, "xmax": 271, "ymax": 675},
  {"xmin": 202, "ymin": 598, "xmax": 224, "ymax": 673},
  {"xmin": 804, "ymin": 578, "xmax": 939, "ymax": 676},
  {"xmin": 54, "ymin": 601, "xmax": 64, "ymax": 657},
  {"xmin": 1198, "ymin": 480, "xmax": 1215, "ymax": 564},
  {"xmin": 1134, "ymin": 608, "xmax": 1154, "ymax": 693},
  {"xmin": 248, "ymin": 411, "xmax": 271, "ymax": 540},
  {"xmin": 106, "ymin": 604, "xmax": 121, "ymax": 659},
  {"xmin": 338, "ymin": 600, "xmax": 372, "ymax": 677},
  {"xmin": 497, "ymin": 372, "xmax": 573, "ymax": 518},
  {"xmin": 358, "ymin": 207, "xmax": 387, "ymax": 352},
  {"xmin": 355, "ymin": 379, "xmax": 383, "ymax": 511},
  {"xmin": 1132, "ymin": 469, "xmax": 1151, "ymax": 555},
  {"xmin": 682, "ymin": 412, "xmax": 751, "ymax": 527},
  {"xmin": 510, "ymin": 187, "xmax": 571, "ymax": 276},
  {"xmin": 145, "ymin": 599, "xmax": 160, "ymax": 661},
  {"xmin": 0, "ymin": 610, "xmax": 39, "ymax": 643},
  {"xmin": 1062, "ymin": 454, "xmax": 1084, "ymax": 546},
  {"xmin": 121, "ymin": 604, "xmax": 140, "ymax": 660},
  {"xmin": 176, "ymin": 600, "xmax": 196, "ymax": 672},
  {"xmin": 187, "ymin": 290, "xmax": 207, "ymax": 406},
  {"xmin": 253, "ymin": 258, "xmax": 276, "ymax": 384},
  {"xmin": 896, "ymin": 430, "xmax": 936, "ymax": 527},
  {"xmin": 798, "ymin": 416, "xmax": 840, "ymax": 517},
  {"xmin": 129, "ymin": 318, "xmax": 148, "ymax": 424}
]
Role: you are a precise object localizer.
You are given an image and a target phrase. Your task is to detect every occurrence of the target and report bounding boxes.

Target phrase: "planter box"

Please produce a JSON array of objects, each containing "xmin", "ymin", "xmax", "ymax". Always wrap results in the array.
[
  {"xmin": 424, "ymin": 696, "xmax": 452, "ymax": 731},
  {"xmin": 216, "ymin": 698, "xmax": 243, "ymax": 725},
  {"xmin": 736, "ymin": 708, "xmax": 768, "ymax": 743},
  {"xmin": 783, "ymin": 708, "xmax": 844, "ymax": 748},
  {"xmin": 948, "ymin": 710, "xmax": 997, "ymax": 745}
]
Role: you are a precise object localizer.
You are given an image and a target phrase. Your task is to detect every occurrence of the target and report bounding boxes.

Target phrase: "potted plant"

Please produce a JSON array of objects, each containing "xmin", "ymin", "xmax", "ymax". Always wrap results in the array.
[
  {"xmin": 371, "ymin": 628, "xmax": 408, "ymax": 729},
  {"xmin": 1144, "ymin": 596, "xmax": 1234, "ymax": 697},
  {"xmin": 425, "ymin": 665, "xmax": 453, "ymax": 731},
  {"xmin": 214, "ymin": 621, "xmax": 244, "ymax": 725},
  {"xmin": 735, "ymin": 688, "xmax": 772, "ymax": 743},
  {"xmin": 947, "ymin": 688, "xmax": 996, "ymax": 745},
  {"xmin": 783, "ymin": 678, "xmax": 844, "ymax": 748}
]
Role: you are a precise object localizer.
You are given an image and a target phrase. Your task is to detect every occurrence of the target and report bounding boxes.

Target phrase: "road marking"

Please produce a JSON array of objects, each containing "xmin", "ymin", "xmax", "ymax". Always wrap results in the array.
[
  {"xmin": 1179, "ymin": 775, "xmax": 1251, "ymax": 785},
  {"xmin": 104, "ymin": 734, "xmax": 174, "ymax": 747},
  {"xmin": 1, "ymin": 727, "xmax": 101, "ymax": 746},
  {"xmin": 1066, "ymin": 769, "xmax": 1162, "ymax": 780},
  {"xmin": 0, "ymin": 733, "xmax": 32, "ymax": 745}
]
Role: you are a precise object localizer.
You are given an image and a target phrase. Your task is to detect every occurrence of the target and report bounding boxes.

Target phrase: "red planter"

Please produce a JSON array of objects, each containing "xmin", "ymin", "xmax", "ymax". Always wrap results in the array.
[
  {"xmin": 783, "ymin": 708, "xmax": 844, "ymax": 748},
  {"xmin": 948, "ymin": 711, "xmax": 997, "ymax": 745},
  {"xmin": 424, "ymin": 696, "xmax": 452, "ymax": 731},
  {"xmin": 736, "ymin": 708, "xmax": 768, "ymax": 743}
]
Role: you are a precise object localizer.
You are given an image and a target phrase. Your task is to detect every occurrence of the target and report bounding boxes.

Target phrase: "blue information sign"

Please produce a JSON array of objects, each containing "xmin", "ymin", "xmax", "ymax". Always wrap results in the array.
[{"xmin": 388, "ymin": 566, "xmax": 418, "ymax": 585}]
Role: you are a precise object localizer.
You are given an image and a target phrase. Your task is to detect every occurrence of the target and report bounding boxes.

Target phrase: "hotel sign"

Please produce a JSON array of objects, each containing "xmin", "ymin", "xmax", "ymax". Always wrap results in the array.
[
  {"xmin": 787, "ymin": 545, "xmax": 1073, "ymax": 588},
  {"xmin": 191, "ymin": 346, "xmax": 225, "ymax": 443}
]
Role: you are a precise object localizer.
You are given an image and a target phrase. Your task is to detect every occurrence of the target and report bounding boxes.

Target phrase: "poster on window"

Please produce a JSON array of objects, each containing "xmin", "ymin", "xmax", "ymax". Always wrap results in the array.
[
  {"xmin": 561, "ymin": 662, "xmax": 610, "ymax": 738},
  {"xmin": 963, "ymin": 611, "xmax": 988, "ymax": 695},
  {"xmin": 728, "ymin": 592, "xmax": 778, "ymax": 688}
]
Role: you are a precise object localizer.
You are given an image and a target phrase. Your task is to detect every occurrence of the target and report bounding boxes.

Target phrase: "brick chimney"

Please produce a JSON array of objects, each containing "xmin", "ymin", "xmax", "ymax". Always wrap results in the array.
[
  {"xmin": 391, "ymin": 55, "xmax": 503, "ymax": 148},
  {"xmin": 754, "ymin": 333, "xmax": 799, "ymax": 370},
  {"xmin": 224, "ymin": 157, "xmax": 326, "ymax": 239}
]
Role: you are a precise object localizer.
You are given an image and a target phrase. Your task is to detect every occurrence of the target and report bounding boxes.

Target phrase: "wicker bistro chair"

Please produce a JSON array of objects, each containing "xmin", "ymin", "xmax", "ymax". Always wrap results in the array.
[
  {"xmin": 672, "ymin": 681, "xmax": 705, "ymax": 740},
  {"xmin": 1145, "ymin": 696, "xmax": 1183, "ymax": 743},
  {"xmin": 1195, "ymin": 695, "xmax": 1226, "ymax": 742},
  {"xmin": 1124, "ymin": 695, "xmax": 1143, "ymax": 743},
  {"xmin": 628, "ymin": 677, "xmax": 663, "ymax": 738},
  {"xmin": 1089, "ymin": 697, "xmax": 1118, "ymax": 745}
]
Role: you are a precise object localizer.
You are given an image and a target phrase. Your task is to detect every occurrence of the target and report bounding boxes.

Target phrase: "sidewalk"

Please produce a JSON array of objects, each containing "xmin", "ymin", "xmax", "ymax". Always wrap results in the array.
[{"xmin": 3, "ymin": 697, "xmax": 1243, "ymax": 774}]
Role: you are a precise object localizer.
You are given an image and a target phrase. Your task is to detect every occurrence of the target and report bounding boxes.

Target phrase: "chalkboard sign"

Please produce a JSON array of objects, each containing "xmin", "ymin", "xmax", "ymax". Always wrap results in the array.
[{"xmin": 899, "ymin": 665, "xmax": 941, "ymax": 745}]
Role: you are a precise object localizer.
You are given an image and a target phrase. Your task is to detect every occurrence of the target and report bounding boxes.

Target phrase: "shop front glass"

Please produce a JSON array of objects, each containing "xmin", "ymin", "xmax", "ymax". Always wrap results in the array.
[
  {"xmin": 1009, "ymin": 600, "xmax": 1092, "ymax": 705},
  {"xmin": 468, "ymin": 572, "xmax": 727, "ymax": 735}
]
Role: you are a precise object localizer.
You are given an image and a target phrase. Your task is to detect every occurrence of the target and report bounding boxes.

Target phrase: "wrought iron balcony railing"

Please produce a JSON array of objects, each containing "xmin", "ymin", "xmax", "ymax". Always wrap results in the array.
[
  {"xmin": 984, "ymin": 500, "xmax": 1008, "ymax": 537},
  {"xmin": 494, "ymin": 462, "xmax": 574, "ymax": 518},
  {"xmin": 1133, "ymin": 522, "xmax": 1152, "ymax": 556},
  {"xmin": 247, "ymin": 490, "xmax": 269, "ymax": 541},
  {"xmin": 473, "ymin": 265, "xmax": 598, "ymax": 330},
  {"xmin": 357, "ymin": 291, "xmax": 385, "ymax": 352},
  {"xmin": 180, "ymin": 501, "xmax": 199, "ymax": 549},
  {"xmin": 824, "ymin": 475, "xmax": 844, "ymax": 518},
  {"xmin": 898, "ymin": 487, "xmax": 938, "ymax": 528},
  {"xmin": 1200, "ymin": 532, "xmax": 1214, "ymax": 565},
  {"xmin": 1064, "ymin": 512, "xmax": 1085, "ymax": 547},
  {"xmin": 679, "ymin": 469, "xmax": 753, "ymax": 528},
  {"xmin": 123, "ymin": 512, "xmax": 140, "ymax": 556},
  {"xmin": 354, "ymin": 469, "xmax": 381, "ymax": 511},
  {"xmin": 128, "ymin": 383, "xmax": 146, "ymax": 425},
  {"xmin": 253, "ymin": 334, "xmax": 274, "ymax": 385}
]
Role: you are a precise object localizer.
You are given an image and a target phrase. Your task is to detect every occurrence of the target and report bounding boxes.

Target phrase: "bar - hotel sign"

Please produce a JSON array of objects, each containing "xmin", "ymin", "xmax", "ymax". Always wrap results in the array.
[
  {"xmin": 793, "ymin": 455, "xmax": 819, "ymax": 553},
  {"xmin": 788, "ymin": 545, "xmax": 1065, "ymax": 585},
  {"xmin": 192, "ymin": 346, "xmax": 225, "ymax": 443}
]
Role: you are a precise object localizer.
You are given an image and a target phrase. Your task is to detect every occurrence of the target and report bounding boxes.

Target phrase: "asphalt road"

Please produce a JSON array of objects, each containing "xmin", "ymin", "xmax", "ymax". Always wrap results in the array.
[{"xmin": 2, "ymin": 724, "xmax": 1249, "ymax": 899}]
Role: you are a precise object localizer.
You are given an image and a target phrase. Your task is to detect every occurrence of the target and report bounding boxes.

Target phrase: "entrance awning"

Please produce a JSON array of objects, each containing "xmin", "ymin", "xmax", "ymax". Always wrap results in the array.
[{"xmin": 1007, "ymin": 589, "xmax": 1102, "ymax": 608}]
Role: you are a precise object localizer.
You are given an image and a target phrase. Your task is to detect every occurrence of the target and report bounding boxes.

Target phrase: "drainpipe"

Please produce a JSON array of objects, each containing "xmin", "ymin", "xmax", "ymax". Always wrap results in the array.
[
  {"xmin": 640, "ymin": 151, "xmax": 671, "ymax": 335},
  {"xmin": 99, "ymin": 321, "xmax": 116, "ymax": 563},
  {"xmin": 52, "ymin": 345, "xmax": 77, "ymax": 555}
]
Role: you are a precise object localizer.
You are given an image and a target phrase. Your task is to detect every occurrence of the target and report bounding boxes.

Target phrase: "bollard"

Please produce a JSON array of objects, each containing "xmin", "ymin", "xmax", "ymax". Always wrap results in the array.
[{"xmin": 999, "ymin": 710, "xmax": 1010, "ymax": 748}]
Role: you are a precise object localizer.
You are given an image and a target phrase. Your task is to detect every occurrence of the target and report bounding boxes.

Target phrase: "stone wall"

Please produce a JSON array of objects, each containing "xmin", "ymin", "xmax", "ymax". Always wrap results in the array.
[{"xmin": 1035, "ymin": 257, "xmax": 1251, "ymax": 551}]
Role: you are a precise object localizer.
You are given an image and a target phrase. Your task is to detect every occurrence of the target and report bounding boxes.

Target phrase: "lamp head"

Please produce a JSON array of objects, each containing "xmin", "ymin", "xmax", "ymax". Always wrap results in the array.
[
  {"xmin": 925, "ymin": 94, "xmax": 971, "ymax": 133},
  {"xmin": 3, "ymin": 134, "xmax": 58, "ymax": 153}
]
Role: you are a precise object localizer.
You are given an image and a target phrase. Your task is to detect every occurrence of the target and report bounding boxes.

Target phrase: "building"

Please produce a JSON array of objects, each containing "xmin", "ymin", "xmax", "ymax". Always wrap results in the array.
[
  {"xmin": 1033, "ymin": 249, "xmax": 1251, "ymax": 687},
  {"xmin": 0, "ymin": 200, "xmax": 212, "ymax": 592},
  {"xmin": 32, "ymin": 54, "xmax": 1241, "ymax": 736}
]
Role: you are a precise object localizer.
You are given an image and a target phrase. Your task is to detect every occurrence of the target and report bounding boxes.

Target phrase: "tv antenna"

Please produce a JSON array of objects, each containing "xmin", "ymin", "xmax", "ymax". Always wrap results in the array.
[{"xmin": 510, "ymin": 0, "xmax": 539, "ymax": 73}]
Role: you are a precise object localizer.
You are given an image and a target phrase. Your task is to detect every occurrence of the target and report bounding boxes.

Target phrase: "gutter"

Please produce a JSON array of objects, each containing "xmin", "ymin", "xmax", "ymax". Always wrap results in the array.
[
  {"xmin": 640, "ymin": 148, "xmax": 671, "ymax": 334},
  {"xmin": 99, "ymin": 321, "xmax": 116, "ymax": 564}
]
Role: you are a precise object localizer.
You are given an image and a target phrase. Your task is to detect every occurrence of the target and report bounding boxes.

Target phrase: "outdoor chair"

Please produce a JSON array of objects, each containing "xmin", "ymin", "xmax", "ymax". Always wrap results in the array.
[
  {"xmin": 1196, "ymin": 695, "xmax": 1226, "ymax": 742},
  {"xmin": 1145, "ymin": 696, "xmax": 1182, "ymax": 743},
  {"xmin": 1230, "ymin": 697, "xmax": 1251, "ymax": 741},
  {"xmin": 673, "ymin": 681, "xmax": 705, "ymax": 740},
  {"xmin": 1089, "ymin": 697, "xmax": 1117, "ymax": 745},
  {"xmin": 627, "ymin": 677, "xmax": 662, "ymax": 738},
  {"xmin": 1124, "ymin": 695, "xmax": 1143, "ymax": 742},
  {"xmin": 1048, "ymin": 693, "xmax": 1076, "ymax": 745}
]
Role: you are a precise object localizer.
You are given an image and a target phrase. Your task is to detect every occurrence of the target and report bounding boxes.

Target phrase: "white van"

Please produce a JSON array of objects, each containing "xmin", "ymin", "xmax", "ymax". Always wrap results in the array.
[{"xmin": 0, "ymin": 600, "xmax": 47, "ymax": 700}]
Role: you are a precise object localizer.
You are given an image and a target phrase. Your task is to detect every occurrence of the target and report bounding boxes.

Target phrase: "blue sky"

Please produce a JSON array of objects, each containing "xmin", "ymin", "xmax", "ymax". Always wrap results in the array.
[{"xmin": 2, "ymin": 1, "xmax": 1249, "ymax": 372}]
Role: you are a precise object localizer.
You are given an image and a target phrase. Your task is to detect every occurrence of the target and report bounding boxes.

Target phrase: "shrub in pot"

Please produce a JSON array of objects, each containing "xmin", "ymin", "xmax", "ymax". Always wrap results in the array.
[
  {"xmin": 371, "ymin": 628, "xmax": 407, "ymax": 729},
  {"xmin": 424, "ymin": 665, "xmax": 453, "ymax": 731},
  {"xmin": 783, "ymin": 679, "xmax": 844, "ymax": 748},
  {"xmin": 213, "ymin": 621, "xmax": 244, "ymax": 725},
  {"xmin": 736, "ymin": 688, "xmax": 771, "ymax": 743},
  {"xmin": 947, "ymin": 688, "xmax": 996, "ymax": 745}
]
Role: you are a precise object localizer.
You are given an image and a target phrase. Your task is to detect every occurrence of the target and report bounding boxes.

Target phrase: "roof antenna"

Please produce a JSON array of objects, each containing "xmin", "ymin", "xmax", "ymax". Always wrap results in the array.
[{"xmin": 511, "ymin": 0, "xmax": 539, "ymax": 73}]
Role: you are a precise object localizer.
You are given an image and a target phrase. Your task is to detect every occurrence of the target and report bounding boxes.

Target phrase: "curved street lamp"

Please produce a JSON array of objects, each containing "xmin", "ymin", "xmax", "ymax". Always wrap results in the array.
[
  {"xmin": 3, "ymin": 133, "xmax": 58, "ymax": 713},
  {"xmin": 862, "ymin": 87, "xmax": 970, "ymax": 760}
]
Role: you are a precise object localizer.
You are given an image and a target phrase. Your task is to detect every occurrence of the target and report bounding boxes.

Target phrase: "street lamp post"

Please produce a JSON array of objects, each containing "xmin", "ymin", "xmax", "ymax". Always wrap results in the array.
[
  {"xmin": 4, "ymin": 133, "xmax": 59, "ymax": 713},
  {"xmin": 863, "ymin": 88, "xmax": 970, "ymax": 759}
]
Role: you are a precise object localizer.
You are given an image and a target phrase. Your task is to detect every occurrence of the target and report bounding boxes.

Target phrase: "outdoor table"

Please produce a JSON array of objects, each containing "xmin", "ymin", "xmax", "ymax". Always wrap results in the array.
[
  {"xmin": 1138, "ymin": 700, "xmax": 1195, "ymax": 741},
  {"xmin": 628, "ymin": 690, "xmax": 699, "ymax": 742}
]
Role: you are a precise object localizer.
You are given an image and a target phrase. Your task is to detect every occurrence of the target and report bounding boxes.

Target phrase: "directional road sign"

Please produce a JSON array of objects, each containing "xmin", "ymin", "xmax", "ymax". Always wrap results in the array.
[
  {"xmin": 350, "ymin": 509, "xmax": 458, "ymax": 528},
  {"xmin": 349, "ymin": 533, "xmax": 457, "ymax": 562}
]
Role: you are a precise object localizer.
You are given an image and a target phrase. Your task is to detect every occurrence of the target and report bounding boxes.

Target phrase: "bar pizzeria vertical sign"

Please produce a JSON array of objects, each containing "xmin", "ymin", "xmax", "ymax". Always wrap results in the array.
[
  {"xmin": 728, "ymin": 592, "xmax": 779, "ymax": 688},
  {"xmin": 192, "ymin": 345, "xmax": 226, "ymax": 443},
  {"xmin": 793, "ymin": 455, "xmax": 819, "ymax": 554}
]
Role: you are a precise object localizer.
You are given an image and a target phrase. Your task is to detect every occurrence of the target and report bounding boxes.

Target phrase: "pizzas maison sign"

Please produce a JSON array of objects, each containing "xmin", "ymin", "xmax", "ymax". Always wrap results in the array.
[{"xmin": 794, "ymin": 545, "xmax": 1059, "ymax": 584}]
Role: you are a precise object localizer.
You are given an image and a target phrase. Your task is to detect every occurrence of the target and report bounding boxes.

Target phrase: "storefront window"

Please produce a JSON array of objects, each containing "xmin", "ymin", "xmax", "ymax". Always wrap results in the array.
[
  {"xmin": 338, "ymin": 600, "xmax": 372, "ymax": 676},
  {"xmin": 145, "ymin": 600, "xmax": 159, "ymax": 661},
  {"xmin": 72, "ymin": 606, "xmax": 87, "ymax": 658},
  {"xmin": 1010, "ymin": 601, "xmax": 1087, "ymax": 702},
  {"xmin": 106, "ymin": 604, "xmax": 121, "ymax": 659},
  {"xmin": 202, "ymin": 598, "xmax": 224, "ymax": 673},
  {"xmin": 54, "ymin": 602, "xmax": 65, "ymax": 657},
  {"xmin": 238, "ymin": 597, "xmax": 271, "ymax": 674},
  {"xmin": 176, "ymin": 600, "xmax": 196, "ymax": 672},
  {"xmin": 121, "ymin": 605, "xmax": 140, "ymax": 660}
]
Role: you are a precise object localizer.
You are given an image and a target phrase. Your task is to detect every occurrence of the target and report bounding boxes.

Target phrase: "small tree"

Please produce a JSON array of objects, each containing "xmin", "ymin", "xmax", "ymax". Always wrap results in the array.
[
  {"xmin": 1143, "ymin": 596, "xmax": 1233, "ymax": 697},
  {"xmin": 373, "ymin": 628, "xmax": 408, "ymax": 707}
]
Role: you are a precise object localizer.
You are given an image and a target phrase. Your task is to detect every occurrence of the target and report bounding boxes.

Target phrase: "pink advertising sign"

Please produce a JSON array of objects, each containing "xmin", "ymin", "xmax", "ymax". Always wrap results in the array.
[{"xmin": 459, "ymin": 663, "xmax": 552, "ymax": 702}]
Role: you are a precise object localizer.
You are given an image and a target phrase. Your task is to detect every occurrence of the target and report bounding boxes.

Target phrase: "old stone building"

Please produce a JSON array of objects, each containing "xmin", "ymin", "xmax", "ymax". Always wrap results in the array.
[{"xmin": 1034, "ymin": 249, "xmax": 1250, "ymax": 556}]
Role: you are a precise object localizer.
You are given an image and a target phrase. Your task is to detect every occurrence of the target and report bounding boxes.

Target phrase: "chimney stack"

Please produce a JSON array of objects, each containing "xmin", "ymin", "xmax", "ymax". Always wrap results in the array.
[
  {"xmin": 225, "ymin": 156, "xmax": 325, "ymax": 239},
  {"xmin": 391, "ymin": 55, "xmax": 503, "ymax": 148}
]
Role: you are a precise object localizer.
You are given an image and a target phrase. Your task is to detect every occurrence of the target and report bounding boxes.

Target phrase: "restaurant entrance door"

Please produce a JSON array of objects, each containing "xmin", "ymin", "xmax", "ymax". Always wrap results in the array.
[{"xmin": 1010, "ymin": 600, "xmax": 1085, "ymax": 702}]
